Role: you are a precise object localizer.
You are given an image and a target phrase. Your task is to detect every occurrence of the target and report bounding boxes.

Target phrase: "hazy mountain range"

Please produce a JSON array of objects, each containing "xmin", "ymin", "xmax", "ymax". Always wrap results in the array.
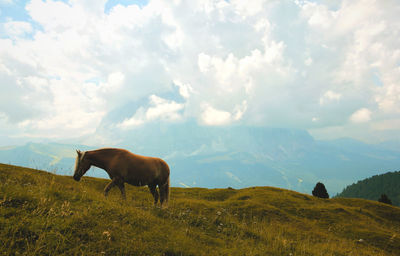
[{"xmin": 1, "ymin": 123, "xmax": 399, "ymax": 195}]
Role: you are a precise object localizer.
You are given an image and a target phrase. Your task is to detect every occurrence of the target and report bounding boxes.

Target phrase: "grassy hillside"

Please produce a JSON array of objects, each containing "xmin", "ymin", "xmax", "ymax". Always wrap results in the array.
[
  {"xmin": 337, "ymin": 171, "xmax": 400, "ymax": 206},
  {"xmin": 1, "ymin": 163, "xmax": 400, "ymax": 255}
]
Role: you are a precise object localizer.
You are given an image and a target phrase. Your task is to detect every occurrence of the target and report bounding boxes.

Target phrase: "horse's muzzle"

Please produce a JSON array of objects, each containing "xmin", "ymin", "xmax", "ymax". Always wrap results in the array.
[{"xmin": 73, "ymin": 175, "xmax": 81, "ymax": 181}]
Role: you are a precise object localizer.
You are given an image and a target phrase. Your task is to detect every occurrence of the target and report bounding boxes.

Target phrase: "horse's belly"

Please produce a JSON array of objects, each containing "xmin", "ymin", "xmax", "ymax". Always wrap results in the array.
[
  {"xmin": 127, "ymin": 179, "xmax": 147, "ymax": 187},
  {"xmin": 120, "ymin": 161, "xmax": 160, "ymax": 186},
  {"xmin": 125, "ymin": 174, "xmax": 150, "ymax": 187}
]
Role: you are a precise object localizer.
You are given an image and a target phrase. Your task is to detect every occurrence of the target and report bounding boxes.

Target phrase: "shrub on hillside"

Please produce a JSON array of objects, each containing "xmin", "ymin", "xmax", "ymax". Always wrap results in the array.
[
  {"xmin": 312, "ymin": 182, "xmax": 329, "ymax": 199},
  {"xmin": 378, "ymin": 194, "xmax": 392, "ymax": 205}
]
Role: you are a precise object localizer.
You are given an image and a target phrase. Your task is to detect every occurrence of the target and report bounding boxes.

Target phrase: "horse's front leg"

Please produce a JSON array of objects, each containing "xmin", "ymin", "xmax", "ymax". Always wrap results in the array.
[
  {"xmin": 148, "ymin": 184, "xmax": 159, "ymax": 206},
  {"xmin": 104, "ymin": 178, "xmax": 117, "ymax": 197}
]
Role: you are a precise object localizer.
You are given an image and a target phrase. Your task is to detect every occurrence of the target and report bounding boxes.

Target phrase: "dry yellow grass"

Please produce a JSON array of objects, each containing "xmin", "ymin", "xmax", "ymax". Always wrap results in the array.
[{"xmin": 1, "ymin": 163, "xmax": 399, "ymax": 255}]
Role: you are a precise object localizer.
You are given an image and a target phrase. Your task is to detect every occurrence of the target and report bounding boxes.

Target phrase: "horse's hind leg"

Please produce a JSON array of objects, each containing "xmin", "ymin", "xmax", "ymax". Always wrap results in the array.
[
  {"xmin": 148, "ymin": 184, "xmax": 159, "ymax": 206},
  {"xmin": 159, "ymin": 177, "xmax": 169, "ymax": 208},
  {"xmin": 104, "ymin": 178, "xmax": 116, "ymax": 197},
  {"xmin": 117, "ymin": 182, "xmax": 126, "ymax": 200},
  {"xmin": 159, "ymin": 184, "xmax": 168, "ymax": 208}
]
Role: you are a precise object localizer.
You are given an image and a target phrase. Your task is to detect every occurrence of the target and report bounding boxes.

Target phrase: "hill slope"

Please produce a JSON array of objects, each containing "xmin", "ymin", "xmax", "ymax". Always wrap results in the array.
[
  {"xmin": 1, "ymin": 163, "xmax": 400, "ymax": 255},
  {"xmin": 337, "ymin": 171, "xmax": 400, "ymax": 206}
]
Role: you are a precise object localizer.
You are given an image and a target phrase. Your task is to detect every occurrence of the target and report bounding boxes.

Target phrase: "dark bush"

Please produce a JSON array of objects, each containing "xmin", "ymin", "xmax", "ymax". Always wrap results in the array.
[{"xmin": 312, "ymin": 182, "xmax": 329, "ymax": 199}]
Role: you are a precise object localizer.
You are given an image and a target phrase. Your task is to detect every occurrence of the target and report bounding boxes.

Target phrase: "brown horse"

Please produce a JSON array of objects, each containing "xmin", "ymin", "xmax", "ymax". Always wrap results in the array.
[{"xmin": 73, "ymin": 148, "xmax": 170, "ymax": 207}]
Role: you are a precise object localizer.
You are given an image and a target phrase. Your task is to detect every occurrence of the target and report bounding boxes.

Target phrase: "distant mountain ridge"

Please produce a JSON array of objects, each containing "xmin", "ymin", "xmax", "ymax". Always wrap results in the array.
[
  {"xmin": 336, "ymin": 171, "xmax": 400, "ymax": 206},
  {"xmin": 1, "ymin": 124, "xmax": 399, "ymax": 194},
  {"xmin": 0, "ymin": 142, "xmax": 94, "ymax": 175}
]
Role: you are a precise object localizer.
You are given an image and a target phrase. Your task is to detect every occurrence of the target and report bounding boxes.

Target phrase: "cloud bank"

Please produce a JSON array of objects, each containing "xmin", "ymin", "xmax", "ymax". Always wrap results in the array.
[{"xmin": 0, "ymin": 0, "xmax": 400, "ymax": 145}]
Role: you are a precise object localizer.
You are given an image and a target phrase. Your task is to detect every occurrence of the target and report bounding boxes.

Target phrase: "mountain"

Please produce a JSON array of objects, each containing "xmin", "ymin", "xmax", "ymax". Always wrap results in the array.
[
  {"xmin": 377, "ymin": 140, "xmax": 400, "ymax": 153},
  {"xmin": 0, "ymin": 142, "xmax": 90, "ymax": 174},
  {"xmin": 1, "ymin": 123, "xmax": 400, "ymax": 194},
  {"xmin": 336, "ymin": 171, "xmax": 400, "ymax": 206},
  {"xmin": 0, "ymin": 142, "xmax": 108, "ymax": 178},
  {"xmin": 1, "ymin": 163, "xmax": 400, "ymax": 255},
  {"xmin": 105, "ymin": 122, "xmax": 400, "ymax": 194}
]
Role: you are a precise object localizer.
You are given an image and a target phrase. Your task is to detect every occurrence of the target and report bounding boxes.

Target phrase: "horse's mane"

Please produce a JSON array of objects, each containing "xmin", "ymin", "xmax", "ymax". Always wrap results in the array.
[{"xmin": 74, "ymin": 151, "xmax": 86, "ymax": 172}]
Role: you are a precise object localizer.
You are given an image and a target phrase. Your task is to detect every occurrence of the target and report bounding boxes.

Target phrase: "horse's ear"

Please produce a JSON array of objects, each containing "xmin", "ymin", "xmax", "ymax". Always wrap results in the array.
[{"xmin": 76, "ymin": 150, "xmax": 81, "ymax": 155}]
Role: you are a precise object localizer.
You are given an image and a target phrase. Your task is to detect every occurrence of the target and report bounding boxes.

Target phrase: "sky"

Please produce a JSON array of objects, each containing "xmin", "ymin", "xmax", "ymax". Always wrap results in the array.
[{"xmin": 0, "ymin": 0, "xmax": 399, "ymax": 146}]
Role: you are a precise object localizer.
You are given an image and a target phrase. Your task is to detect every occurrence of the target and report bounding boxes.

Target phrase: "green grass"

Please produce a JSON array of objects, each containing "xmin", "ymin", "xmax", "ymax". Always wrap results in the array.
[{"xmin": 1, "ymin": 163, "xmax": 400, "ymax": 255}]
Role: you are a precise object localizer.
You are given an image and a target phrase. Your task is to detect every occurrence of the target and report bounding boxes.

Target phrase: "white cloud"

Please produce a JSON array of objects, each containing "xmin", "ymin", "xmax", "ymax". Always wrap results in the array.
[
  {"xmin": 198, "ymin": 53, "xmax": 212, "ymax": 73},
  {"xmin": 319, "ymin": 90, "xmax": 342, "ymax": 105},
  {"xmin": 146, "ymin": 95, "xmax": 184, "ymax": 121},
  {"xmin": 231, "ymin": 0, "xmax": 265, "ymax": 17},
  {"xmin": 233, "ymin": 101, "xmax": 247, "ymax": 121},
  {"xmin": 102, "ymin": 72, "xmax": 125, "ymax": 94},
  {"xmin": 201, "ymin": 104, "xmax": 232, "ymax": 126},
  {"xmin": 174, "ymin": 80, "xmax": 193, "ymax": 99},
  {"xmin": 118, "ymin": 109, "xmax": 146, "ymax": 129},
  {"xmin": 26, "ymin": 0, "xmax": 86, "ymax": 32},
  {"xmin": 0, "ymin": 0, "xmax": 400, "ymax": 143},
  {"xmin": 300, "ymin": 1, "xmax": 337, "ymax": 29},
  {"xmin": 349, "ymin": 108, "xmax": 371, "ymax": 123},
  {"xmin": 375, "ymin": 83, "xmax": 400, "ymax": 114},
  {"xmin": 304, "ymin": 57, "xmax": 312, "ymax": 66},
  {"xmin": 200, "ymin": 100, "xmax": 247, "ymax": 126},
  {"xmin": 118, "ymin": 95, "xmax": 184, "ymax": 129}
]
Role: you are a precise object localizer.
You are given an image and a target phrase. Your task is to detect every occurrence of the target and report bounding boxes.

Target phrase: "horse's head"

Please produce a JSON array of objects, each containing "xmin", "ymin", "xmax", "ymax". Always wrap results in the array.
[{"xmin": 73, "ymin": 150, "xmax": 90, "ymax": 181}]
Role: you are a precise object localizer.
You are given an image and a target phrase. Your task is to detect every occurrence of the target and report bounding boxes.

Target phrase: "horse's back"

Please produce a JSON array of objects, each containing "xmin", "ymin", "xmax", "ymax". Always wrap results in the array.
[{"xmin": 105, "ymin": 148, "xmax": 169, "ymax": 186}]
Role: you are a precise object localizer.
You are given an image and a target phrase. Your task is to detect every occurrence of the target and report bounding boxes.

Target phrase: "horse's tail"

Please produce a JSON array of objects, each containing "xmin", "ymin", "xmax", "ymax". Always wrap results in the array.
[
  {"xmin": 160, "ymin": 162, "xmax": 170, "ymax": 207},
  {"xmin": 164, "ymin": 176, "xmax": 170, "ymax": 203},
  {"xmin": 159, "ymin": 176, "xmax": 170, "ymax": 207}
]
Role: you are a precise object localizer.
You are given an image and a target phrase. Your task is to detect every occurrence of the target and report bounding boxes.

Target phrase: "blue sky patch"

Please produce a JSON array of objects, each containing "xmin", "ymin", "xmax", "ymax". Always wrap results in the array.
[{"xmin": 104, "ymin": 0, "xmax": 148, "ymax": 14}]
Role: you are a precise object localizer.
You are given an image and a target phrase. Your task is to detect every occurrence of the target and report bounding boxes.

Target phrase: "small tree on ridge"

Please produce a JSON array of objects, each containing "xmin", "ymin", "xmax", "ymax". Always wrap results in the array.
[
  {"xmin": 378, "ymin": 194, "xmax": 392, "ymax": 205},
  {"xmin": 312, "ymin": 182, "xmax": 329, "ymax": 199}
]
